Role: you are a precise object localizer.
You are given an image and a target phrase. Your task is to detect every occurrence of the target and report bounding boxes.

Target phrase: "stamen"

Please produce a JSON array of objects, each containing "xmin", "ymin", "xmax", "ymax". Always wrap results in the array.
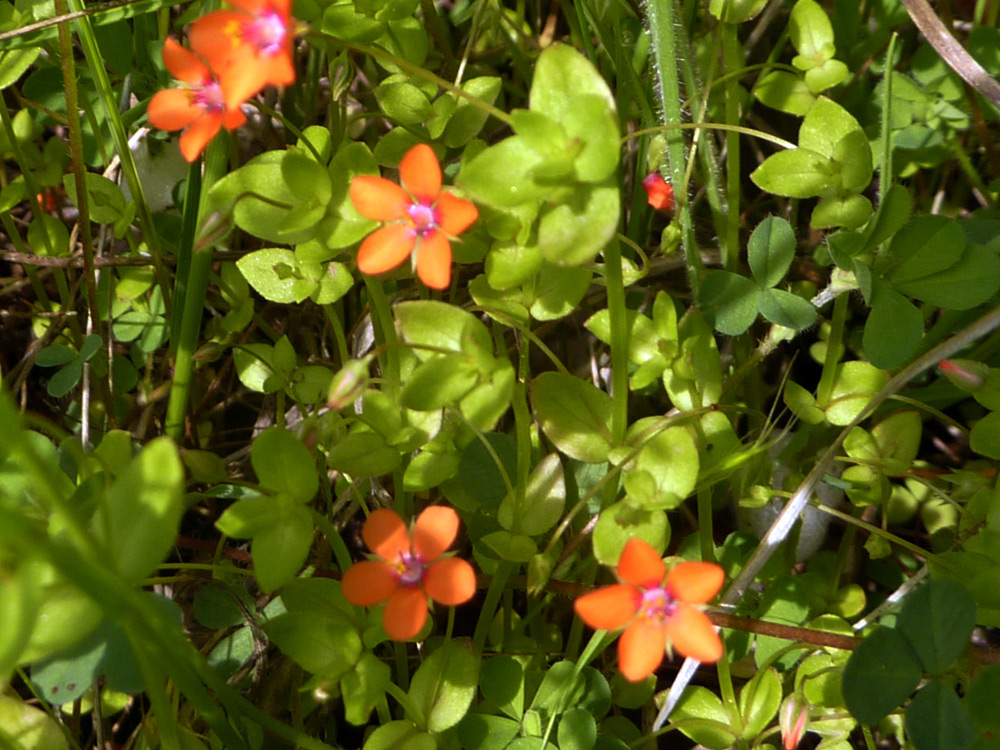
[
  {"xmin": 640, "ymin": 587, "xmax": 675, "ymax": 620},
  {"xmin": 398, "ymin": 552, "xmax": 425, "ymax": 585},
  {"xmin": 407, "ymin": 203, "xmax": 437, "ymax": 234}
]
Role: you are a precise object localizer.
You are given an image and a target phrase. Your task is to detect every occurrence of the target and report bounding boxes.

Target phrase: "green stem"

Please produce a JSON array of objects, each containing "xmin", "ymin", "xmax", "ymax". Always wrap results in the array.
[
  {"xmin": 643, "ymin": 0, "xmax": 703, "ymax": 295},
  {"xmin": 816, "ymin": 292, "xmax": 849, "ymax": 407},
  {"xmin": 164, "ymin": 136, "xmax": 229, "ymax": 442},
  {"xmin": 722, "ymin": 22, "xmax": 742, "ymax": 271},
  {"xmin": 604, "ymin": 239, "xmax": 629, "ymax": 448},
  {"xmin": 472, "ymin": 560, "xmax": 514, "ymax": 656}
]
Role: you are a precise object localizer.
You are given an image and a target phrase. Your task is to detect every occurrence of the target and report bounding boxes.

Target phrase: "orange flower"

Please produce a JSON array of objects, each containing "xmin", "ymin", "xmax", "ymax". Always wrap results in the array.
[
  {"xmin": 642, "ymin": 172, "xmax": 675, "ymax": 213},
  {"xmin": 574, "ymin": 538, "xmax": 724, "ymax": 682},
  {"xmin": 349, "ymin": 144, "xmax": 478, "ymax": 290},
  {"xmin": 147, "ymin": 38, "xmax": 247, "ymax": 162},
  {"xmin": 341, "ymin": 506, "xmax": 476, "ymax": 640},
  {"xmin": 189, "ymin": 0, "xmax": 297, "ymax": 110}
]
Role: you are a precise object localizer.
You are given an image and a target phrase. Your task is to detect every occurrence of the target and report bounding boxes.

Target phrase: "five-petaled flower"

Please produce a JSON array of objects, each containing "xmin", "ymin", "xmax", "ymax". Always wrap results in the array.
[
  {"xmin": 342, "ymin": 506, "xmax": 476, "ymax": 640},
  {"xmin": 147, "ymin": 38, "xmax": 247, "ymax": 162},
  {"xmin": 575, "ymin": 538, "xmax": 724, "ymax": 682},
  {"xmin": 642, "ymin": 172, "xmax": 675, "ymax": 213},
  {"xmin": 349, "ymin": 144, "xmax": 479, "ymax": 290},
  {"xmin": 190, "ymin": 0, "xmax": 297, "ymax": 110}
]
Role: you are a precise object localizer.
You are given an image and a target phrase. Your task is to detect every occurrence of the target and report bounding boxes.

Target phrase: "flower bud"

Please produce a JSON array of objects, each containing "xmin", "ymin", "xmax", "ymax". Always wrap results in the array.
[
  {"xmin": 780, "ymin": 694, "xmax": 809, "ymax": 750},
  {"xmin": 327, "ymin": 357, "xmax": 371, "ymax": 410},
  {"xmin": 939, "ymin": 359, "xmax": 988, "ymax": 391},
  {"xmin": 642, "ymin": 172, "xmax": 675, "ymax": 213}
]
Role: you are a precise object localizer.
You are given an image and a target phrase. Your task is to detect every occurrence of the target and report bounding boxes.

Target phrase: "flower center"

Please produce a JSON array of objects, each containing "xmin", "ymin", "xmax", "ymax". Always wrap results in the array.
[
  {"xmin": 192, "ymin": 82, "xmax": 226, "ymax": 114},
  {"xmin": 640, "ymin": 587, "xmax": 676, "ymax": 621},
  {"xmin": 246, "ymin": 12, "xmax": 287, "ymax": 54},
  {"xmin": 397, "ymin": 551, "xmax": 425, "ymax": 585},
  {"xmin": 407, "ymin": 202, "xmax": 437, "ymax": 235}
]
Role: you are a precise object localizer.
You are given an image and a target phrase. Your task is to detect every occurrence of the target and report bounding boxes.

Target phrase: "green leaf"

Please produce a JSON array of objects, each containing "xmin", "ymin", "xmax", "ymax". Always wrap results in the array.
[
  {"xmin": 799, "ymin": 97, "xmax": 866, "ymax": 159},
  {"xmin": 401, "ymin": 354, "xmax": 480, "ymax": 410},
  {"xmin": 968, "ymin": 663, "xmax": 1000, "ymax": 733},
  {"xmin": 622, "ymin": 421, "xmax": 699, "ymax": 510},
  {"xmin": 789, "ymin": 0, "xmax": 835, "ymax": 59},
  {"xmin": 904, "ymin": 681, "xmax": 977, "ymax": 750},
  {"xmin": 342, "ymin": 652, "xmax": 391, "ymax": 725},
  {"xmin": 885, "ymin": 215, "xmax": 965, "ymax": 285},
  {"xmin": 0, "ymin": 47, "xmax": 41, "ymax": 90},
  {"xmin": 750, "ymin": 147, "xmax": 835, "ymax": 199},
  {"xmin": 861, "ymin": 183, "xmax": 913, "ymax": 253},
  {"xmin": 29, "ymin": 624, "xmax": 106, "ymax": 705},
  {"xmin": 395, "ymin": 300, "xmax": 492, "ymax": 359},
  {"xmin": 408, "ymin": 639, "xmax": 479, "ymax": 732},
  {"xmin": 896, "ymin": 580, "xmax": 976, "ymax": 672},
  {"xmin": 362, "ymin": 721, "xmax": 435, "ymax": 750},
  {"xmin": 444, "ymin": 77, "xmax": 502, "ymax": 147},
  {"xmin": 0, "ymin": 693, "xmax": 69, "ymax": 748},
  {"xmin": 479, "ymin": 656, "xmax": 525, "ymax": 720},
  {"xmin": 971, "ymin": 411, "xmax": 1000, "ymax": 459},
  {"xmin": 823, "ymin": 361, "xmax": 888, "ymax": 426},
  {"xmin": 783, "ymin": 380, "xmax": 826, "ymax": 424},
  {"xmin": 251, "ymin": 500, "xmax": 314, "ymax": 591},
  {"xmin": 754, "ymin": 71, "xmax": 815, "ymax": 116},
  {"xmin": 530, "ymin": 264, "xmax": 592, "ymax": 321},
  {"xmin": 811, "ymin": 193, "xmax": 872, "ymax": 229},
  {"xmin": 457, "ymin": 715, "xmax": 521, "ymax": 750},
  {"xmin": 499, "ymin": 453, "xmax": 565, "ymax": 535},
  {"xmin": 863, "ymin": 284, "xmax": 923, "ymax": 369},
  {"xmin": 672, "ymin": 686, "xmax": 738, "ymax": 749},
  {"xmin": 264, "ymin": 610, "xmax": 361, "ymax": 678},
  {"xmin": 758, "ymin": 289, "xmax": 818, "ymax": 330},
  {"xmin": 374, "ymin": 78, "xmax": 433, "ymax": 125},
  {"xmin": 592, "ymin": 501, "xmax": 669, "ymax": 567},
  {"xmin": 480, "ymin": 530, "xmax": 537, "ymax": 562},
  {"xmin": 529, "ymin": 43, "xmax": 616, "ymax": 123},
  {"xmin": 562, "ymin": 95, "xmax": 620, "ymax": 183},
  {"xmin": 537, "ymin": 184, "xmax": 619, "ymax": 266},
  {"xmin": 531, "ymin": 371, "xmax": 614, "ymax": 463},
  {"xmin": 698, "ymin": 270, "xmax": 761, "ymax": 335},
  {"xmin": 282, "ymin": 149, "xmax": 332, "ymax": 205},
  {"xmin": 558, "ymin": 708, "xmax": 597, "ymax": 750},
  {"xmin": 739, "ymin": 667, "xmax": 782, "ymax": 739},
  {"xmin": 93, "ymin": 437, "xmax": 184, "ymax": 583},
  {"xmin": 457, "ymin": 136, "xmax": 551, "ymax": 207},
  {"xmin": 326, "ymin": 430, "xmax": 401, "ymax": 477},
  {"xmin": 748, "ymin": 216, "xmax": 797, "ymax": 289},
  {"xmin": 842, "ymin": 626, "xmax": 922, "ymax": 724},
  {"xmin": 894, "ymin": 243, "xmax": 1000, "ymax": 310},
  {"xmin": 458, "ymin": 432, "xmax": 517, "ymax": 509},
  {"xmin": 237, "ymin": 248, "xmax": 312, "ymax": 304},
  {"xmin": 251, "ymin": 427, "xmax": 318, "ymax": 503}
]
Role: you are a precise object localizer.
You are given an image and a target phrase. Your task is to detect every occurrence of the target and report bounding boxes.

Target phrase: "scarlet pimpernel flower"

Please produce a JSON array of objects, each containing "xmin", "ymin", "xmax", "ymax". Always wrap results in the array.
[
  {"xmin": 342, "ymin": 506, "xmax": 476, "ymax": 640},
  {"xmin": 147, "ymin": 38, "xmax": 247, "ymax": 162},
  {"xmin": 190, "ymin": 0, "xmax": 298, "ymax": 109},
  {"xmin": 575, "ymin": 538, "xmax": 724, "ymax": 682},
  {"xmin": 349, "ymin": 144, "xmax": 479, "ymax": 290}
]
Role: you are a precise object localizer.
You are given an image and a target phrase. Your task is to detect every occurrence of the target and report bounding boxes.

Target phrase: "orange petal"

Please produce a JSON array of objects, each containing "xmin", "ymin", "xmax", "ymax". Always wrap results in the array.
[
  {"xmin": 424, "ymin": 557, "xmax": 476, "ymax": 605},
  {"xmin": 363, "ymin": 508, "xmax": 410, "ymax": 562},
  {"xmin": 349, "ymin": 176, "xmax": 411, "ymax": 221},
  {"xmin": 356, "ymin": 224, "xmax": 416, "ymax": 276},
  {"xmin": 400, "ymin": 144, "xmax": 441, "ymax": 204},
  {"xmin": 383, "ymin": 586, "xmax": 428, "ymax": 640},
  {"xmin": 223, "ymin": 105, "xmax": 247, "ymax": 129},
  {"xmin": 147, "ymin": 89, "xmax": 202, "ymax": 131},
  {"xmin": 226, "ymin": 0, "xmax": 268, "ymax": 11},
  {"xmin": 415, "ymin": 230, "xmax": 452, "ymax": 290},
  {"xmin": 341, "ymin": 560, "xmax": 399, "ymax": 606},
  {"xmin": 665, "ymin": 603, "xmax": 723, "ymax": 663},
  {"xmin": 436, "ymin": 192, "xmax": 478, "ymax": 236},
  {"xmin": 666, "ymin": 562, "xmax": 725, "ymax": 604},
  {"xmin": 574, "ymin": 584, "xmax": 641, "ymax": 630},
  {"xmin": 161, "ymin": 38, "xmax": 210, "ymax": 86},
  {"xmin": 266, "ymin": 46, "xmax": 297, "ymax": 87},
  {"xmin": 179, "ymin": 112, "xmax": 223, "ymax": 162},
  {"xmin": 618, "ymin": 616, "xmax": 666, "ymax": 682},
  {"xmin": 217, "ymin": 51, "xmax": 273, "ymax": 109},
  {"xmin": 413, "ymin": 505, "xmax": 459, "ymax": 561},
  {"xmin": 617, "ymin": 538, "xmax": 665, "ymax": 589},
  {"xmin": 189, "ymin": 11, "xmax": 247, "ymax": 75}
]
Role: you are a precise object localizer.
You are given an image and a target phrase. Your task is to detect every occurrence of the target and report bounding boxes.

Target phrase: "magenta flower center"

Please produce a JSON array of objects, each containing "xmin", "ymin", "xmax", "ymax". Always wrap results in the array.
[
  {"xmin": 640, "ymin": 587, "xmax": 676, "ymax": 621},
  {"xmin": 245, "ymin": 11, "xmax": 287, "ymax": 54},
  {"xmin": 397, "ymin": 551, "xmax": 425, "ymax": 586},
  {"xmin": 407, "ymin": 202, "xmax": 438, "ymax": 235},
  {"xmin": 192, "ymin": 82, "xmax": 226, "ymax": 114}
]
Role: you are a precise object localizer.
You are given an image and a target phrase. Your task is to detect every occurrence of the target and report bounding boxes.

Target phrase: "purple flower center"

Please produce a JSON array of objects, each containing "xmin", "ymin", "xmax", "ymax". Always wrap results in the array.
[
  {"xmin": 397, "ymin": 551, "xmax": 425, "ymax": 585},
  {"xmin": 192, "ymin": 82, "xmax": 226, "ymax": 114},
  {"xmin": 246, "ymin": 11, "xmax": 287, "ymax": 54},
  {"xmin": 640, "ymin": 587, "xmax": 676, "ymax": 621},
  {"xmin": 407, "ymin": 202, "xmax": 438, "ymax": 235}
]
